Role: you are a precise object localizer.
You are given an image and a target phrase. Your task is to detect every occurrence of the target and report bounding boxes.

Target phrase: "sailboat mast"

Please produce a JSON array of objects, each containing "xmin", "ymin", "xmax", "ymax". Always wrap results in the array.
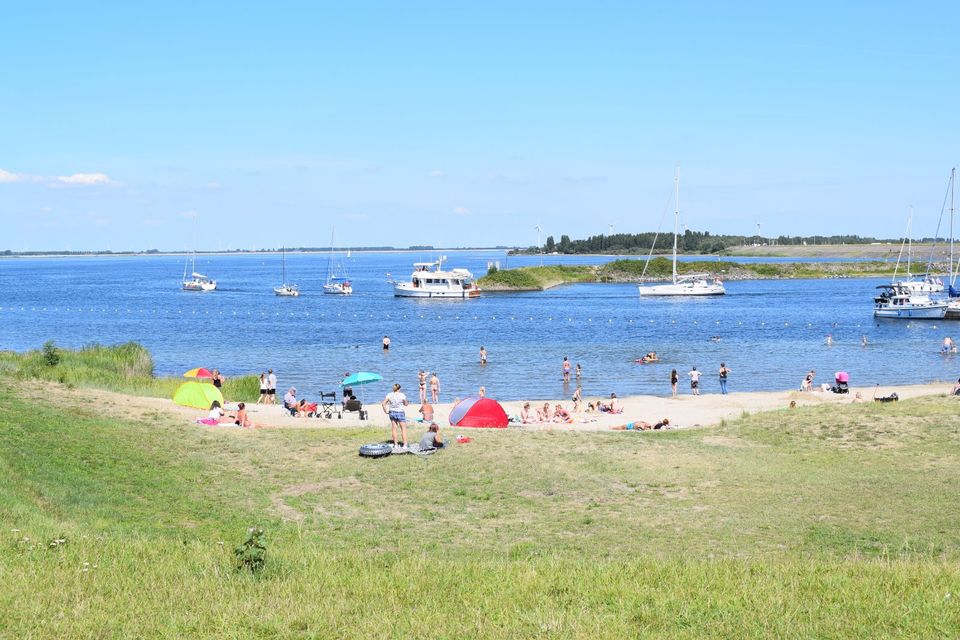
[
  {"xmin": 950, "ymin": 168, "xmax": 956, "ymax": 286},
  {"xmin": 281, "ymin": 246, "xmax": 287, "ymax": 284},
  {"xmin": 672, "ymin": 167, "xmax": 680, "ymax": 284}
]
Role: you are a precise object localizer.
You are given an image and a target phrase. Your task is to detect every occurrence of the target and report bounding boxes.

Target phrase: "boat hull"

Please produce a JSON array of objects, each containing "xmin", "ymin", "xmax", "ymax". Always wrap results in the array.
[
  {"xmin": 638, "ymin": 283, "xmax": 725, "ymax": 296},
  {"xmin": 323, "ymin": 284, "xmax": 353, "ymax": 295},
  {"xmin": 874, "ymin": 305, "xmax": 946, "ymax": 319},
  {"xmin": 274, "ymin": 286, "xmax": 300, "ymax": 297},
  {"xmin": 394, "ymin": 284, "xmax": 480, "ymax": 299},
  {"xmin": 183, "ymin": 281, "xmax": 217, "ymax": 292}
]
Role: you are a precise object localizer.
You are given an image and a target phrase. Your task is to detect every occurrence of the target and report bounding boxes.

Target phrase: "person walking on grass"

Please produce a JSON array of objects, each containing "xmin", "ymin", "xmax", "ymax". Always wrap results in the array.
[
  {"xmin": 688, "ymin": 366, "xmax": 702, "ymax": 396},
  {"xmin": 718, "ymin": 362, "xmax": 731, "ymax": 395},
  {"xmin": 382, "ymin": 383, "xmax": 409, "ymax": 449}
]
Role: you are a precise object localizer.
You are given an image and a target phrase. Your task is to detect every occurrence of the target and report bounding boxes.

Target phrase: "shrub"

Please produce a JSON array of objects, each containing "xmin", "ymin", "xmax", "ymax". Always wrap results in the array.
[
  {"xmin": 42, "ymin": 341, "xmax": 61, "ymax": 367},
  {"xmin": 234, "ymin": 527, "xmax": 267, "ymax": 574}
]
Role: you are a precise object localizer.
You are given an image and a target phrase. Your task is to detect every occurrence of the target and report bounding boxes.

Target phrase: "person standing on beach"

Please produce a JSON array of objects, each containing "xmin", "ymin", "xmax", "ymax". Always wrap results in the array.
[
  {"xmin": 572, "ymin": 385, "xmax": 583, "ymax": 412},
  {"xmin": 718, "ymin": 363, "xmax": 731, "ymax": 395},
  {"xmin": 417, "ymin": 370, "xmax": 427, "ymax": 403},
  {"xmin": 381, "ymin": 383, "xmax": 409, "ymax": 449},
  {"xmin": 267, "ymin": 369, "xmax": 277, "ymax": 404},
  {"xmin": 430, "ymin": 372, "xmax": 440, "ymax": 403},
  {"xmin": 688, "ymin": 366, "xmax": 701, "ymax": 396},
  {"xmin": 257, "ymin": 372, "xmax": 268, "ymax": 404},
  {"xmin": 382, "ymin": 335, "xmax": 391, "ymax": 351},
  {"xmin": 562, "ymin": 357, "xmax": 571, "ymax": 382},
  {"xmin": 670, "ymin": 369, "xmax": 679, "ymax": 398},
  {"xmin": 479, "ymin": 346, "xmax": 487, "ymax": 365}
]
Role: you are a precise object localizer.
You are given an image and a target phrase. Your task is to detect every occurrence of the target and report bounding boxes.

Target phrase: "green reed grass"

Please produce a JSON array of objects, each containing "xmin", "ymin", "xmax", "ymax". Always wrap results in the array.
[{"xmin": 0, "ymin": 341, "xmax": 259, "ymax": 401}]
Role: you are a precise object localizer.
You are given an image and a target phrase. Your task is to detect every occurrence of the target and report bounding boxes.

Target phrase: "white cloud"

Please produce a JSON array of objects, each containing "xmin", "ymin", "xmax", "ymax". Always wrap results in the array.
[
  {"xmin": 0, "ymin": 168, "xmax": 27, "ymax": 183},
  {"xmin": 428, "ymin": 170, "xmax": 445, "ymax": 178},
  {"xmin": 0, "ymin": 169, "xmax": 45, "ymax": 183},
  {"xmin": 55, "ymin": 172, "xmax": 114, "ymax": 186},
  {"xmin": 452, "ymin": 206, "xmax": 470, "ymax": 216},
  {"xmin": 39, "ymin": 206, "xmax": 53, "ymax": 213}
]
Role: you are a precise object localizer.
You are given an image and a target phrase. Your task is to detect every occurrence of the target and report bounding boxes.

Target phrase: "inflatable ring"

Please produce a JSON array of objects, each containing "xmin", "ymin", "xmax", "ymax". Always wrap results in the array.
[{"xmin": 359, "ymin": 443, "xmax": 393, "ymax": 458}]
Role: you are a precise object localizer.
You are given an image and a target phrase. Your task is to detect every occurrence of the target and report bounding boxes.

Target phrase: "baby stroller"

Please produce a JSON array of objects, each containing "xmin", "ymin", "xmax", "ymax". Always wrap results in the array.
[{"xmin": 831, "ymin": 371, "xmax": 849, "ymax": 394}]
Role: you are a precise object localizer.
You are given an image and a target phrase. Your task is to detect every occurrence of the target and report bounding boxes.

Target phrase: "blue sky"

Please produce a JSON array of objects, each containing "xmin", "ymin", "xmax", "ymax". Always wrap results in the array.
[{"xmin": 2, "ymin": 1, "xmax": 959, "ymax": 251}]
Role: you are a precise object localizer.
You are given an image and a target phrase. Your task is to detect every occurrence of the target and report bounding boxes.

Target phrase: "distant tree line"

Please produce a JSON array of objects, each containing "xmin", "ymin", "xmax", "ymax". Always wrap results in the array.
[{"xmin": 519, "ymin": 231, "xmax": 918, "ymax": 255}]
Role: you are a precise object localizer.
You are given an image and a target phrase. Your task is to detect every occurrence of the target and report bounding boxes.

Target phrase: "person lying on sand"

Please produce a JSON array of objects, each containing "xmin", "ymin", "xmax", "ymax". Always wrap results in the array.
[{"xmin": 611, "ymin": 418, "xmax": 670, "ymax": 431}]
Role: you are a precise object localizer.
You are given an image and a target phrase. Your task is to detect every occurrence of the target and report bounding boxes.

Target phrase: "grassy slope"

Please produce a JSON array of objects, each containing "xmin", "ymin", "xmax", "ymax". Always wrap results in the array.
[
  {"xmin": 0, "ymin": 342, "xmax": 260, "ymax": 401},
  {"xmin": 1, "ymin": 383, "xmax": 959, "ymax": 637}
]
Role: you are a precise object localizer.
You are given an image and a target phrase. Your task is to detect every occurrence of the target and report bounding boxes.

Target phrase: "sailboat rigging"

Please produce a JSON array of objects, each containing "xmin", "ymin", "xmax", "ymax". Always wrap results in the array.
[
  {"xmin": 323, "ymin": 227, "xmax": 353, "ymax": 295},
  {"xmin": 181, "ymin": 215, "xmax": 216, "ymax": 292},
  {"xmin": 274, "ymin": 246, "xmax": 300, "ymax": 297},
  {"xmin": 638, "ymin": 167, "xmax": 725, "ymax": 297}
]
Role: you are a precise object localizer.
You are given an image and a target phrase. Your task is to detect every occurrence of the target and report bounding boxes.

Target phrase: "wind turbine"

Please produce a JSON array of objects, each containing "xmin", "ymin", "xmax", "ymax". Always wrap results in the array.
[{"xmin": 535, "ymin": 224, "xmax": 543, "ymax": 266}]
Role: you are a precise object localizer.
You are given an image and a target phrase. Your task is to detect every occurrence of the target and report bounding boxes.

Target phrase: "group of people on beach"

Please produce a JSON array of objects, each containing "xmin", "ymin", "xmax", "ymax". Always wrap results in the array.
[{"xmin": 665, "ymin": 363, "xmax": 731, "ymax": 397}]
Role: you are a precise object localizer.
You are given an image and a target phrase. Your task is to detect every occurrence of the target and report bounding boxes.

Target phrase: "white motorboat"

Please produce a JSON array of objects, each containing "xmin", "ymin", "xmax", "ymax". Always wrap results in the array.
[
  {"xmin": 639, "ymin": 167, "xmax": 725, "ymax": 297},
  {"xmin": 274, "ymin": 246, "xmax": 300, "ymax": 297},
  {"xmin": 393, "ymin": 256, "xmax": 480, "ymax": 299},
  {"xmin": 183, "ymin": 271, "xmax": 217, "ymax": 292},
  {"xmin": 323, "ymin": 227, "xmax": 353, "ymax": 295},
  {"xmin": 874, "ymin": 284, "xmax": 946, "ymax": 319}
]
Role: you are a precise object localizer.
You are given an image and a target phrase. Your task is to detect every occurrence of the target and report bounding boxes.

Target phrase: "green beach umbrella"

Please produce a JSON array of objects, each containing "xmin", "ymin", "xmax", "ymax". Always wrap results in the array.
[{"xmin": 173, "ymin": 381, "xmax": 224, "ymax": 409}]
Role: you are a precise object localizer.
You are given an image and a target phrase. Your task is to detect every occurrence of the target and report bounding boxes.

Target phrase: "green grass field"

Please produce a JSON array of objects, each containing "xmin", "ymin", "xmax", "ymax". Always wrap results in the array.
[{"xmin": 2, "ymin": 375, "xmax": 959, "ymax": 637}]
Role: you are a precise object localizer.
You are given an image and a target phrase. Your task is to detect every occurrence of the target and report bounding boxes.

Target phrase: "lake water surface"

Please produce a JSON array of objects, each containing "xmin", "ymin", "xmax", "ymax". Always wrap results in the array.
[{"xmin": 1, "ymin": 251, "xmax": 955, "ymax": 402}]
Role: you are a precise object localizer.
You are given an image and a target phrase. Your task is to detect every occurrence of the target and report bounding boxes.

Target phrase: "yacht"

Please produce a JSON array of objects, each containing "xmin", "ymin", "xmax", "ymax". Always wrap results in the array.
[
  {"xmin": 638, "ymin": 167, "xmax": 725, "ymax": 297},
  {"xmin": 393, "ymin": 257, "xmax": 480, "ymax": 299},
  {"xmin": 274, "ymin": 246, "xmax": 300, "ymax": 297},
  {"xmin": 183, "ymin": 271, "xmax": 217, "ymax": 292},
  {"xmin": 181, "ymin": 215, "xmax": 217, "ymax": 291},
  {"xmin": 323, "ymin": 227, "xmax": 353, "ymax": 295},
  {"xmin": 873, "ymin": 284, "xmax": 947, "ymax": 319}
]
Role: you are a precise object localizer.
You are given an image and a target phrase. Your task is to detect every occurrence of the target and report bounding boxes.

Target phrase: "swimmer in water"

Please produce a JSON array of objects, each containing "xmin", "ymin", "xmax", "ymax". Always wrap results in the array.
[
  {"xmin": 825, "ymin": 334, "xmax": 833, "ymax": 346},
  {"xmin": 943, "ymin": 336, "xmax": 956, "ymax": 354},
  {"xmin": 861, "ymin": 335, "xmax": 868, "ymax": 347}
]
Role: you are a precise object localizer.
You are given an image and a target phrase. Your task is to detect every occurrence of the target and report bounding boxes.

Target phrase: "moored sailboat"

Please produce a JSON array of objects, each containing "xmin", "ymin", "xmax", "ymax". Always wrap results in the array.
[
  {"xmin": 274, "ymin": 246, "xmax": 300, "ymax": 297},
  {"xmin": 638, "ymin": 168, "xmax": 725, "ymax": 297}
]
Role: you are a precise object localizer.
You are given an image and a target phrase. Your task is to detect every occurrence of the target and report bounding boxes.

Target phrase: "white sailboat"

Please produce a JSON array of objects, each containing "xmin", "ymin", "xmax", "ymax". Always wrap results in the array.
[
  {"xmin": 323, "ymin": 227, "xmax": 353, "ymax": 295},
  {"xmin": 273, "ymin": 246, "xmax": 300, "ymax": 297},
  {"xmin": 638, "ymin": 168, "xmax": 725, "ymax": 297},
  {"xmin": 181, "ymin": 215, "xmax": 216, "ymax": 291},
  {"xmin": 893, "ymin": 207, "xmax": 943, "ymax": 294}
]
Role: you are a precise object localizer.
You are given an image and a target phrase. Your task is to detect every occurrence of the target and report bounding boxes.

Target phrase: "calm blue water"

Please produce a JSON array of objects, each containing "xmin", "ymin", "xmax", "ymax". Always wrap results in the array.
[{"xmin": 0, "ymin": 251, "xmax": 955, "ymax": 401}]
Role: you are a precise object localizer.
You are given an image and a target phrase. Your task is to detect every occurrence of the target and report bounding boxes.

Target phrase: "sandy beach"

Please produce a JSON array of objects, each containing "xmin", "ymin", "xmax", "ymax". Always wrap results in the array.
[{"xmin": 69, "ymin": 381, "xmax": 953, "ymax": 434}]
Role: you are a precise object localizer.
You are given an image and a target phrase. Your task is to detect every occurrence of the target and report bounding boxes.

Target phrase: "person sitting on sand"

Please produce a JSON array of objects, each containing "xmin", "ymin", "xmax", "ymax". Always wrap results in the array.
[
  {"xmin": 552, "ymin": 404, "xmax": 572, "ymax": 423},
  {"xmin": 419, "ymin": 423, "xmax": 443, "ymax": 449},
  {"xmin": 419, "ymin": 400, "xmax": 434, "ymax": 422},
  {"xmin": 208, "ymin": 400, "xmax": 232, "ymax": 424},
  {"xmin": 537, "ymin": 402, "xmax": 552, "ymax": 422},
  {"xmin": 600, "ymin": 393, "xmax": 622, "ymax": 413},
  {"xmin": 234, "ymin": 402, "xmax": 256, "ymax": 428},
  {"xmin": 586, "ymin": 402, "xmax": 596, "ymax": 412},
  {"xmin": 520, "ymin": 402, "xmax": 537, "ymax": 424},
  {"xmin": 852, "ymin": 392, "xmax": 865, "ymax": 403},
  {"xmin": 801, "ymin": 370, "xmax": 815, "ymax": 392}
]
